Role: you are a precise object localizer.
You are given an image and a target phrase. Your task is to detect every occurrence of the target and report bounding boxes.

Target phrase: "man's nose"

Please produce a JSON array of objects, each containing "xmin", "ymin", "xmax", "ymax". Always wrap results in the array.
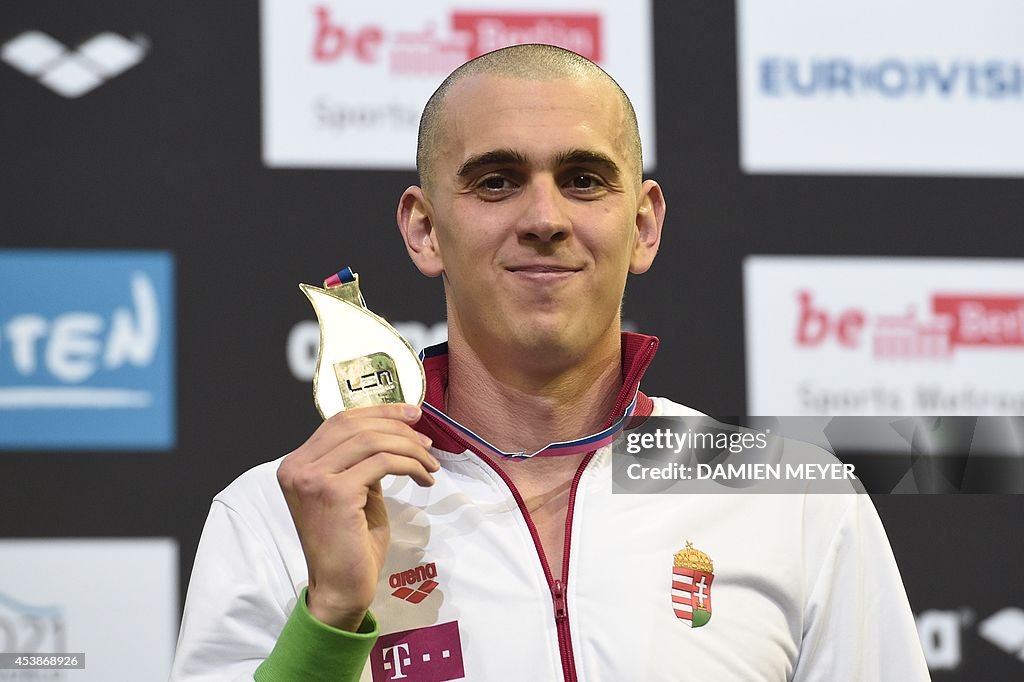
[{"xmin": 516, "ymin": 177, "xmax": 572, "ymax": 243}]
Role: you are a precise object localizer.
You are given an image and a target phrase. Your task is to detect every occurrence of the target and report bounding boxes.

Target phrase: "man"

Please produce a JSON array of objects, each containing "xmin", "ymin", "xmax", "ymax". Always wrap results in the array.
[{"xmin": 172, "ymin": 45, "xmax": 929, "ymax": 680}]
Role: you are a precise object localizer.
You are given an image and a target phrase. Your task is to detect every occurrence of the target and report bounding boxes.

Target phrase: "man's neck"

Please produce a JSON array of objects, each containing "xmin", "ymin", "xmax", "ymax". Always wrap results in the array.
[{"xmin": 444, "ymin": 331, "xmax": 622, "ymax": 455}]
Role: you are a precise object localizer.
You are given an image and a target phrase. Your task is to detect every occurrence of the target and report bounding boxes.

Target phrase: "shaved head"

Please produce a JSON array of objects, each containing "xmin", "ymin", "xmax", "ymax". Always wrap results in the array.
[{"xmin": 416, "ymin": 44, "xmax": 642, "ymax": 191}]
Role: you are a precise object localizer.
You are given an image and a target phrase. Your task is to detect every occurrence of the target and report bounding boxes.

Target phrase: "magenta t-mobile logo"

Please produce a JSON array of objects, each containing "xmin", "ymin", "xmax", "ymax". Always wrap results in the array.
[{"xmin": 371, "ymin": 621, "xmax": 464, "ymax": 682}]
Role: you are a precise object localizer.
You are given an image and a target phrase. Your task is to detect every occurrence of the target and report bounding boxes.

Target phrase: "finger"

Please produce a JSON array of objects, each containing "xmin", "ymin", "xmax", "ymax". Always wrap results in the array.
[
  {"xmin": 280, "ymin": 427, "xmax": 434, "ymax": 493},
  {"xmin": 343, "ymin": 451, "xmax": 436, "ymax": 488},
  {"xmin": 278, "ymin": 450, "xmax": 434, "ymax": 520},
  {"xmin": 316, "ymin": 431, "xmax": 437, "ymax": 474},
  {"xmin": 292, "ymin": 415, "xmax": 430, "ymax": 464},
  {"xmin": 324, "ymin": 417, "xmax": 430, "ymax": 451},
  {"xmin": 326, "ymin": 403, "xmax": 422, "ymax": 426}
]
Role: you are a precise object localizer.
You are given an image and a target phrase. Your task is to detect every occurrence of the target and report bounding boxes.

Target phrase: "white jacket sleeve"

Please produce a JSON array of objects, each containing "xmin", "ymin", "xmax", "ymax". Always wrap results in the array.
[
  {"xmin": 792, "ymin": 495, "xmax": 930, "ymax": 681},
  {"xmin": 170, "ymin": 500, "xmax": 295, "ymax": 681}
]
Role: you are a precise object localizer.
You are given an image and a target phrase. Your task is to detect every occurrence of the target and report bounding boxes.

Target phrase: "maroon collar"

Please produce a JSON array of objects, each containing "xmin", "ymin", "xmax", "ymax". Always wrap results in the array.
[{"xmin": 414, "ymin": 332, "xmax": 659, "ymax": 455}]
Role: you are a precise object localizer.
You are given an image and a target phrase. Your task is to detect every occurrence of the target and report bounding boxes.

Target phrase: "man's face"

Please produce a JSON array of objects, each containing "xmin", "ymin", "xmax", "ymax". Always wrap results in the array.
[{"xmin": 404, "ymin": 73, "xmax": 663, "ymax": 362}]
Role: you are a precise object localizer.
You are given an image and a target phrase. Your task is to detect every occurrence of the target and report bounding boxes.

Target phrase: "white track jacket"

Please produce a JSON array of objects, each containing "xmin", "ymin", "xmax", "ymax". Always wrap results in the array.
[{"xmin": 172, "ymin": 335, "xmax": 929, "ymax": 681}]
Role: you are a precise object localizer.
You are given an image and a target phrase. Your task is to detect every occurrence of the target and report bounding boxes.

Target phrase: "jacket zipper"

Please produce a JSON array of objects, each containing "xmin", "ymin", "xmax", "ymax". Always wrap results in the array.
[
  {"xmin": 425, "ymin": 411, "xmax": 588, "ymax": 681},
  {"xmin": 421, "ymin": 337, "xmax": 658, "ymax": 681},
  {"xmin": 484, "ymin": 452, "xmax": 592, "ymax": 682},
  {"xmin": 552, "ymin": 451, "xmax": 595, "ymax": 682}
]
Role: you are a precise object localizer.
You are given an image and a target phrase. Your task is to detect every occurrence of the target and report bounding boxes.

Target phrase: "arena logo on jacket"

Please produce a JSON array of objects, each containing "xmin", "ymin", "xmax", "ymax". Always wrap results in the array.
[
  {"xmin": 371, "ymin": 620, "xmax": 464, "ymax": 682},
  {"xmin": 672, "ymin": 542, "xmax": 714, "ymax": 628},
  {"xmin": 389, "ymin": 561, "xmax": 439, "ymax": 604}
]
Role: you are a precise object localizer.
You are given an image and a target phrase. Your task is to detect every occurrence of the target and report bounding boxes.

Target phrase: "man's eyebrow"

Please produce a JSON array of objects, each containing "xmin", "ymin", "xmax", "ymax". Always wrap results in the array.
[
  {"xmin": 456, "ymin": 149, "xmax": 529, "ymax": 178},
  {"xmin": 554, "ymin": 149, "xmax": 622, "ymax": 177}
]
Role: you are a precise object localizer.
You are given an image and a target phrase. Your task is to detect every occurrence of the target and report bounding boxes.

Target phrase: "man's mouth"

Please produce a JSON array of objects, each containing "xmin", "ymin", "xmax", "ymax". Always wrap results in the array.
[
  {"xmin": 506, "ymin": 264, "xmax": 582, "ymax": 273},
  {"xmin": 506, "ymin": 264, "xmax": 582, "ymax": 282}
]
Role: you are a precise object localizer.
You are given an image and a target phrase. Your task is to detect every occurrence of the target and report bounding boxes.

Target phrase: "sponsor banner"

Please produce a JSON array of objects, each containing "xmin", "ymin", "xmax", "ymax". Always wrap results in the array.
[
  {"xmin": 0, "ymin": 250, "xmax": 175, "ymax": 449},
  {"xmin": 744, "ymin": 257, "xmax": 1024, "ymax": 415},
  {"xmin": 737, "ymin": 0, "xmax": 1024, "ymax": 176},
  {"xmin": 917, "ymin": 607, "xmax": 1024, "ymax": 672},
  {"xmin": 0, "ymin": 538, "xmax": 177, "ymax": 681},
  {"xmin": 261, "ymin": 0, "xmax": 655, "ymax": 169}
]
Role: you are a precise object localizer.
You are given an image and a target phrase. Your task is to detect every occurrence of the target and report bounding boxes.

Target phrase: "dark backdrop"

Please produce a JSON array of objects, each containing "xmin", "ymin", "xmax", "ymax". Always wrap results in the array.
[{"xmin": 1, "ymin": 2, "xmax": 1021, "ymax": 678}]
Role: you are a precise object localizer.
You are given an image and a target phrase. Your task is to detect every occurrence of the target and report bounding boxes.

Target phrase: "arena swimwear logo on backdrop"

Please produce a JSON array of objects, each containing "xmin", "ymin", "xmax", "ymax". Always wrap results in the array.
[
  {"xmin": 916, "ymin": 607, "xmax": 1024, "ymax": 671},
  {"xmin": 1, "ymin": 30, "xmax": 148, "ymax": 98},
  {"xmin": 672, "ymin": 542, "xmax": 714, "ymax": 628},
  {"xmin": 0, "ymin": 250, "xmax": 175, "ymax": 449},
  {"xmin": 978, "ymin": 608, "xmax": 1024, "ymax": 665}
]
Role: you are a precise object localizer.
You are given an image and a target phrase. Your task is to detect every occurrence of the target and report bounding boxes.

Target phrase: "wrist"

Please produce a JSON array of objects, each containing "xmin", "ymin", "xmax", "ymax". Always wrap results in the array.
[{"xmin": 306, "ymin": 585, "xmax": 369, "ymax": 632}]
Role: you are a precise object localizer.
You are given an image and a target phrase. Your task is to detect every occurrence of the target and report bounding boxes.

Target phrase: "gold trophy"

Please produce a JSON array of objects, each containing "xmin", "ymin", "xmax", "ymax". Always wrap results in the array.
[{"xmin": 300, "ymin": 267, "xmax": 426, "ymax": 419}]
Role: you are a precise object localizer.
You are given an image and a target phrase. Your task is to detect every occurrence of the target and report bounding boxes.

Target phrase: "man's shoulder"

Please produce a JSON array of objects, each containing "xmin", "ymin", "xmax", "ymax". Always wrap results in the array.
[{"xmin": 213, "ymin": 454, "xmax": 289, "ymax": 517}]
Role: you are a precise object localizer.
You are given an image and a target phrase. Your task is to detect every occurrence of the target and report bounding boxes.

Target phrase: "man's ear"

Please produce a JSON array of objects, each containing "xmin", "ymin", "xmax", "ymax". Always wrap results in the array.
[
  {"xmin": 397, "ymin": 186, "xmax": 444, "ymax": 277},
  {"xmin": 629, "ymin": 179, "xmax": 666, "ymax": 274}
]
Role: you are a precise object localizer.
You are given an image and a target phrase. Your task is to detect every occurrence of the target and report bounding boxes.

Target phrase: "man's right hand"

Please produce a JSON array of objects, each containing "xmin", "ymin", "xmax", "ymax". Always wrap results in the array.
[{"xmin": 276, "ymin": 403, "xmax": 438, "ymax": 631}]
